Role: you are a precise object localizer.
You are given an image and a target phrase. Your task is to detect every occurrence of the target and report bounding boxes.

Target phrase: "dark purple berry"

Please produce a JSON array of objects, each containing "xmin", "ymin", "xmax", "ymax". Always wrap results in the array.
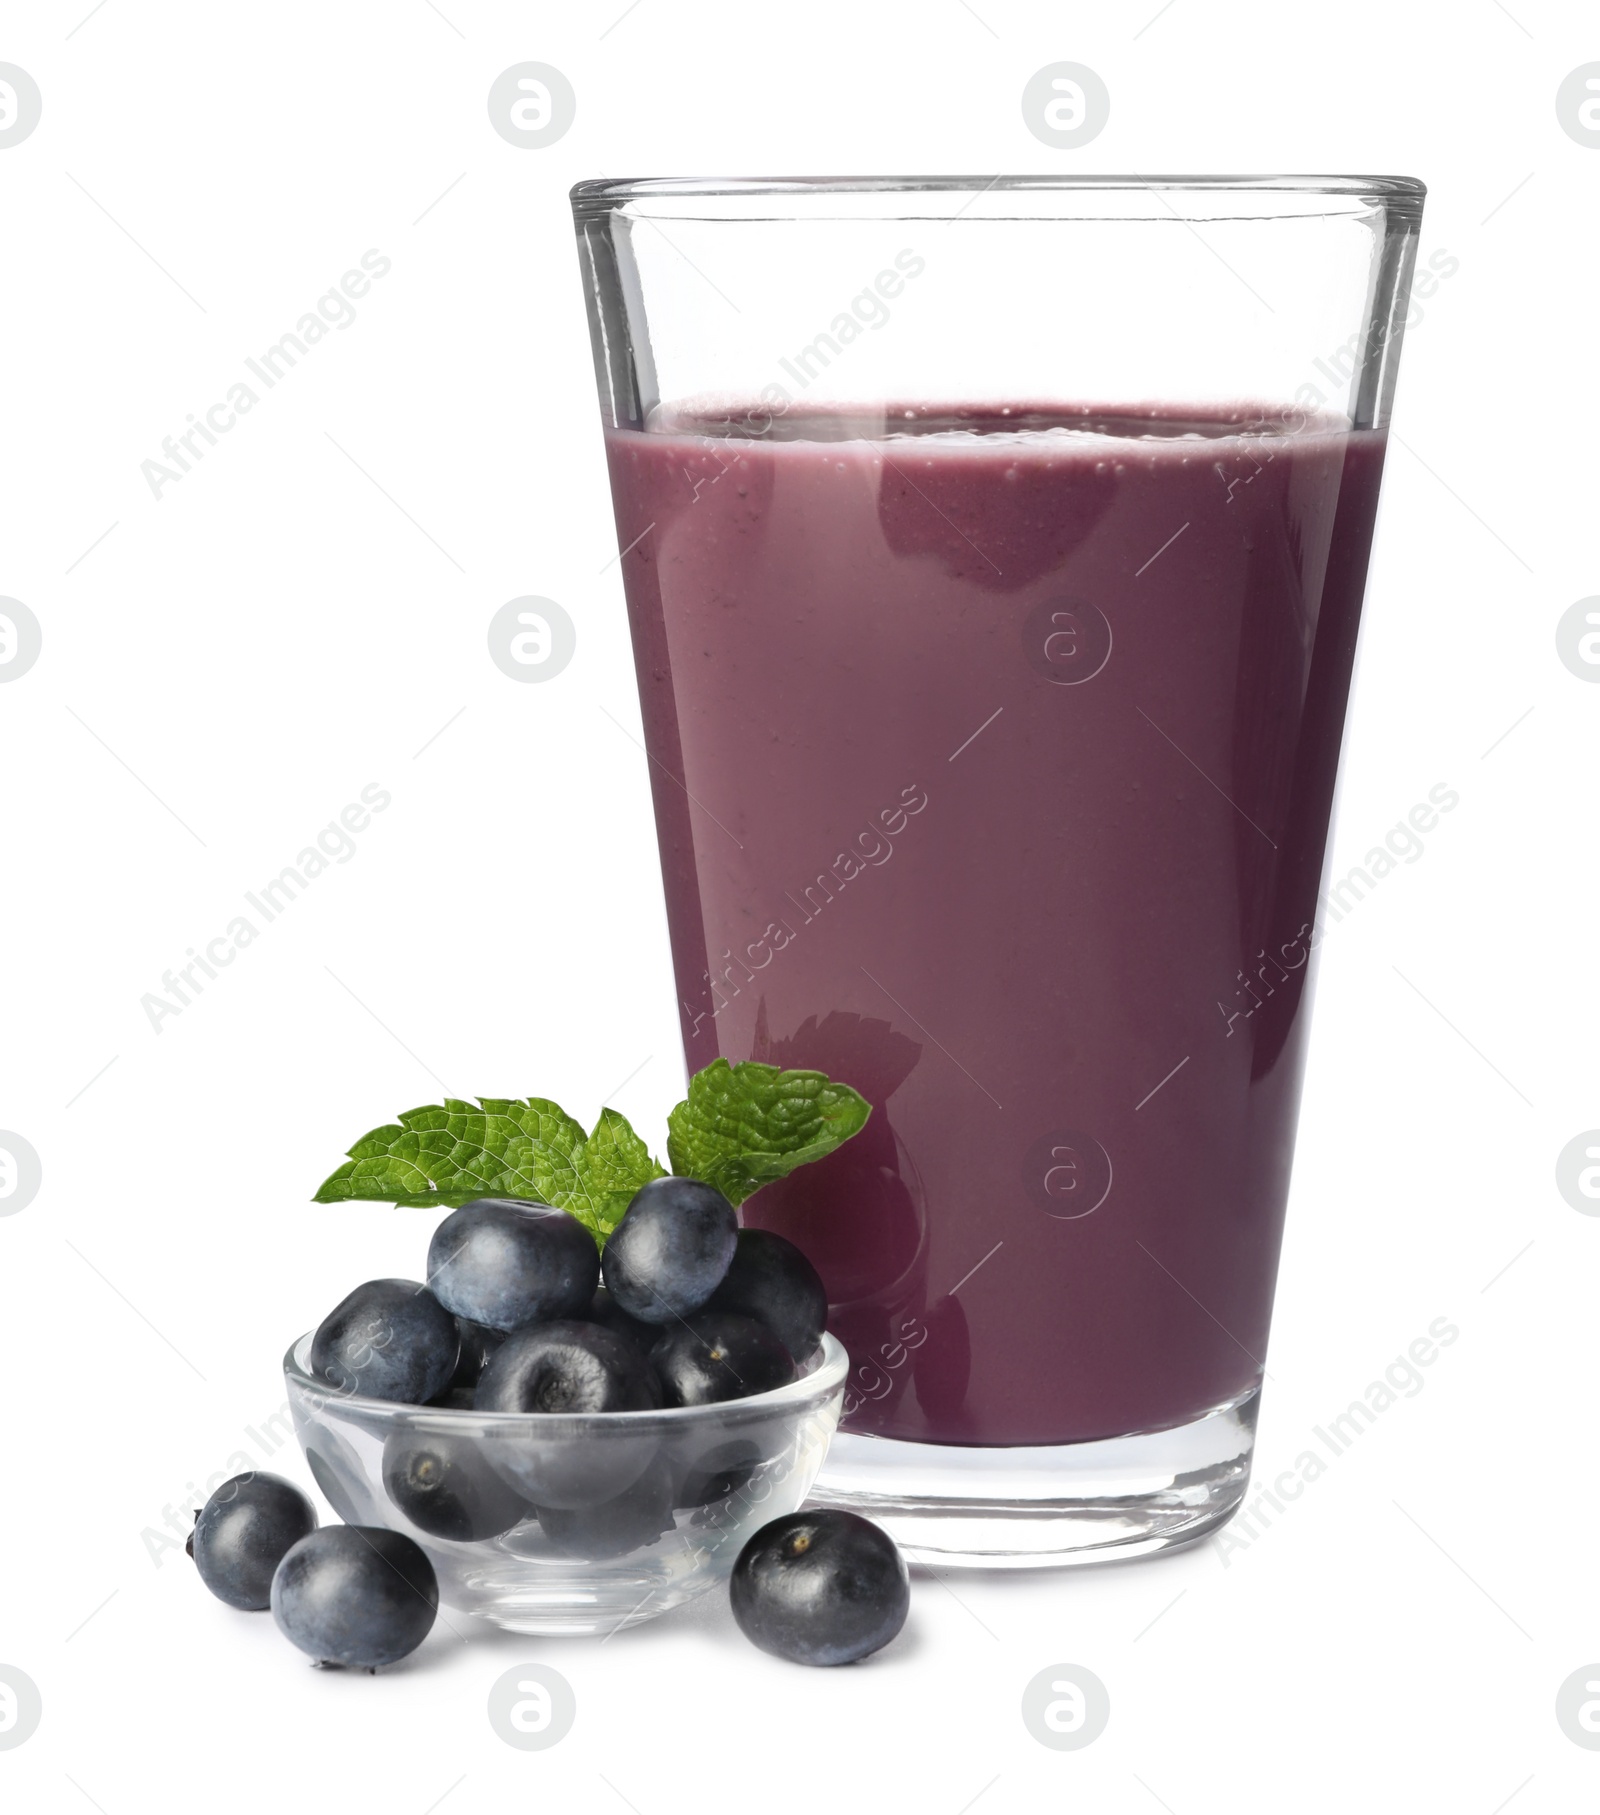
[
  {"xmin": 271, "ymin": 1526, "xmax": 437, "ymax": 1669},
  {"xmin": 427, "ymin": 1199, "xmax": 598, "ymax": 1332},
  {"xmin": 731, "ymin": 1510, "xmax": 908, "ymax": 1666},
  {"xmin": 650, "ymin": 1311, "xmax": 796, "ymax": 1407},
  {"xmin": 382, "ymin": 1430, "xmax": 531, "ymax": 1542},
  {"xmin": 309, "ymin": 1280, "xmax": 459, "ymax": 1405},
  {"xmin": 602, "ymin": 1177, "xmax": 737, "ymax": 1323},
  {"xmin": 474, "ymin": 1320, "xmax": 662, "ymax": 1415},
  {"xmin": 534, "ymin": 1453, "xmax": 676, "ymax": 1560},
  {"xmin": 705, "ymin": 1228, "xmax": 828, "ymax": 1359},
  {"xmin": 190, "ymin": 1472, "xmax": 318, "ymax": 1610}
]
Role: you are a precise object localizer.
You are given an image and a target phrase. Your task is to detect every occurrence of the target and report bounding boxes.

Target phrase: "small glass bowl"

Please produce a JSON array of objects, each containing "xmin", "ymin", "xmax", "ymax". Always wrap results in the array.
[{"xmin": 283, "ymin": 1331, "xmax": 847, "ymax": 1636}]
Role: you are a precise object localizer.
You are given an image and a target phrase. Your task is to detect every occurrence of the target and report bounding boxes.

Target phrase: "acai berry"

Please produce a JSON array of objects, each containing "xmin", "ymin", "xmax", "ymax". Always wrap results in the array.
[
  {"xmin": 602, "ymin": 1177, "xmax": 738, "ymax": 1324},
  {"xmin": 382, "ymin": 1430, "xmax": 530, "ymax": 1542},
  {"xmin": 271, "ymin": 1526, "xmax": 438, "ymax": 1670},
  {"xmin": 731, "ymin": 1510, "xmax": 909, "ymax": 1666},
  {"xmin": 534, "ymin": 1452, "xmax": 677, "ymax": 1560},
  {"xmin": 704, "ymin": 1227, "xmax": 829, "ymax": 1360},
  {"xmin": 475, "ymin": 1320, "xmax": 661, "ymax": 1415},
  {"xmin": 309, "ymin": 1279, "xmax": 459, "ymax": 1405},
  {"xmin": 650, "ymin": 1312, "xmax": 796, "ymax": 1407},
  {"xmin": 189, "ymin": 1472, "xmax": 318, "ymax": 1611},
  {"xmin": 427, "ymin": 1198, "xmax": 599, "ymax": 1332}
]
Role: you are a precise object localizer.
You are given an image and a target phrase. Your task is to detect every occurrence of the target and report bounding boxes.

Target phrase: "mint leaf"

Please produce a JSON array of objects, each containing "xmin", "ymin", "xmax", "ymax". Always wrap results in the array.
[
  {"xmin": 583, "ymin": 1107, "xmax": 667, "ymax": 1204},
  {"xmin": 531, "ymin": 1106, "xmax": 666, "ymax": 1237},
  {"xmin": 314, "ymin": 1065, "xmax": 868, "ymax": 1235},
  {"xmin": 313, "ymin": 1098, "xmax": 557, "ymax": 1208},
  {"xmin": 313, "ymin": 1096, "xmax": 663, "ymax": 1240},
  {"xmin": 665, "ymin": 1059, "xmax": 871, "ymax": 1206}
]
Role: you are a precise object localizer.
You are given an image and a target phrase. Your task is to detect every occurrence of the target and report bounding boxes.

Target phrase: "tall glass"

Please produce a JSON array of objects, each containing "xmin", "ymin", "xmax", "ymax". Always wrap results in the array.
[{"xmin": 572, "ymin": 176, "xmax": 1424, "ymax": 1565}]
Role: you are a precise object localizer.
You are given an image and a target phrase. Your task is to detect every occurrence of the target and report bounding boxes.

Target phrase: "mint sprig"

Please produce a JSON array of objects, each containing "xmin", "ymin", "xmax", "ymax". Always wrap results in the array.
[
  {"xmin": 314, "ymin": 1062, "xmax": 870, "ymax": 1241},
  {"xmin": 529, "ymin": 1105, "xmax": 664, "ymax": 1236},
  {"xmin": 667, "ymin": 1059, "xmax": 873, "ymax": 1207},
  {"xmin": 311, "ymin": 1096, "xmax": 655, "ymax": 1241}
]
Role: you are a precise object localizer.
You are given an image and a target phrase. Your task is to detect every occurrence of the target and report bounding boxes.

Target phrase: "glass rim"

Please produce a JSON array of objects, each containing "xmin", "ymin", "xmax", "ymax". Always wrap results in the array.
[{"xmin": 571, "ymin": 172, "xmax": 1426, "ymax": 218}]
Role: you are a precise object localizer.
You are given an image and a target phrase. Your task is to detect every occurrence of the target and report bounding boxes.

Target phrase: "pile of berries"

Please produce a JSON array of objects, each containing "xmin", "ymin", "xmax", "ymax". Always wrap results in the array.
[{"xmin": 190, "ymin": 1177, "xmax": 909, "ymax": 1668}]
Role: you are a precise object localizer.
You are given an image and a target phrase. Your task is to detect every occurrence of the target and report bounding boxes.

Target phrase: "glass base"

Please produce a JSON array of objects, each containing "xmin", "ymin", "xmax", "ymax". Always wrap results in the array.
[
  {"xmin": 451, "ymin": 1539, "xmax": 723, "ymax": 1636},
  {"xmin": 807, "ymin": 1388, "xmax": 1259, "ymax": 1568}
]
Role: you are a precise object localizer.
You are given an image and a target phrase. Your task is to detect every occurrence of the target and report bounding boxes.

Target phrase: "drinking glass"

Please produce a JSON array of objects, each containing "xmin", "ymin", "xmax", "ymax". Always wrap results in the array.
[{"xmin": 571, "ymin": 175, "xmax": 1425, "ymax": 1565}]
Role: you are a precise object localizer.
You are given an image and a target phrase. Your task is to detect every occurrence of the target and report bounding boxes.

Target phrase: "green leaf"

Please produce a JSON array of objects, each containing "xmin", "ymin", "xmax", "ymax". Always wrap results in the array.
[
  {"xmin": 583, "ymin": 1107, "xmax": 668, "ymax": 1206},
  {"xmin": 313, "ymin": 1096, "xmax": 663, "ymax": 1240},
  {"xmin": 531, "ymin": 1107, "xmax": 666, "ymax": 1238},
  {"xmin": 665, "ymin": 1059, "xmax": 872, "ymax": 1206},
  {"xmin": 314, "ymin": 1064, "xmax": 868, "ymax": 1236}
]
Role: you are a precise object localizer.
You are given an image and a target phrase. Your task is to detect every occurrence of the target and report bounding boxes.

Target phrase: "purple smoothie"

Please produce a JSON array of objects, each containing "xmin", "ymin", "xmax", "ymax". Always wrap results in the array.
[{"xmin": 605, "ymin": 404, "xmax": 1387, "ymax": 1447}]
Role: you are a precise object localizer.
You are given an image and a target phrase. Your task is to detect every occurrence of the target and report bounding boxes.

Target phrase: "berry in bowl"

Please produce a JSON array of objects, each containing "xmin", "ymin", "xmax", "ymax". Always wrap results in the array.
[{"xmin": 285, "ymin": 1188, "xmax": 847, "ymax": 1636}]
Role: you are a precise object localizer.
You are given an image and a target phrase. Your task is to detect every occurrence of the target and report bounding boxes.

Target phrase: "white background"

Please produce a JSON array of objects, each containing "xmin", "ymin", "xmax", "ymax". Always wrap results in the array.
[{"xmin": 1, "ymin": 1, "xmax": 1595, "ymax": 1810}]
